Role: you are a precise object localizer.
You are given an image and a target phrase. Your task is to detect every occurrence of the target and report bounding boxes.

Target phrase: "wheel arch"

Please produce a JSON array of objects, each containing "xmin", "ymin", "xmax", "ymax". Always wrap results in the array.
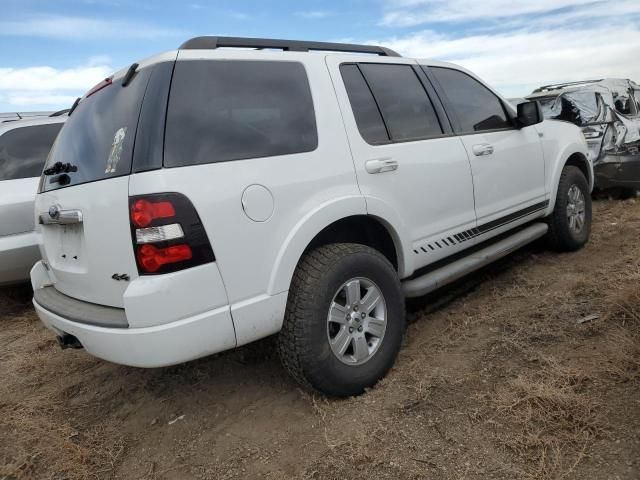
[
  {"xmin": 548, "ymin": 149, "xmax": 593, "ymax": 213},
  {"xmin": 267, "ymin": 198, "xmax": 407, "ymax": 296}
]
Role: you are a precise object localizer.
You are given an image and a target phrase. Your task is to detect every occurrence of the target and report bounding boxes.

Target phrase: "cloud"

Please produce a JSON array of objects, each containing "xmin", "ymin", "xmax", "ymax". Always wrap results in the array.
[
  {"xmin": 381, "ymin": 0, "xmax": 619, "ymax": 26},
  {"xmin": 296, "ymin": 10, "xmax": 333, "ymax": 19},
  {"xmin": 0, "ymin": 61, "xmax": 113, "ymax": 109},
  {"xmin": 376, "ymin": 24, "xmax": 640, "ymax": 97},
  {"xmin": 0, "ymin": 15, "xmax": 185, "ymax": 39},
  {"xmin": 372, "ymin": 0, "xmax": 640, "ymax": 97}
]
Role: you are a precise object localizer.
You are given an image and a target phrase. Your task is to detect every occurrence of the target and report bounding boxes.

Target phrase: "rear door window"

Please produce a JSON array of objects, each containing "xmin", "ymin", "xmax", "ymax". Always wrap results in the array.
[
  {"xmin": 358, "ymin": 63, "xmax": 442, "ymax": 142},
  {"xmin": 430, "ymin": 67, "xmax": 512, "ymax": 134},
  {"xmin": 0, "ymin": 123, "xmax": 63, "ymax": 181},
  {"xmin": 164, "ymin": 60, "xmax": 318, "ymax": 167},
  {"xmin": 340, "ymin": 64, "xmax": 390, "ymax": 145},
  {"xmin": 41, "ymin": 67, "xmax": 153, "ymax": 192}
]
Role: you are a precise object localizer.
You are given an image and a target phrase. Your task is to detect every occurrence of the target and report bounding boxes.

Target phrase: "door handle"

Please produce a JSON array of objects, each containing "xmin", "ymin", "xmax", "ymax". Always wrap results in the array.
[
  {"xmin": 365, "ymin": 157, "xmax": 398, "ymax": 174},
  {"xmin": 39, "ymin": 206, "xmax": 83, "ymax": 225},
  {"xmin": 472, "ymin": 144, "xmax": 494, "ymax": 156}
]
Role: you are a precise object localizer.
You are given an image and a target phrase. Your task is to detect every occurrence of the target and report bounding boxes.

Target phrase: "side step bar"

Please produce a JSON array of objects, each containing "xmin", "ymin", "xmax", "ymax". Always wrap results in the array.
[{"xmin": 402, "ymin": 223, "xmax": 548, "ymax": 298}]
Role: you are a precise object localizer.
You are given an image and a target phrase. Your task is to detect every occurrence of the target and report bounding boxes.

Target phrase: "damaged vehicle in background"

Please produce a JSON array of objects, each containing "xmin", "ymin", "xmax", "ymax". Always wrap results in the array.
[{"xmin": 527, "ymin": 79, "xmax": 640, "ymax": 197}]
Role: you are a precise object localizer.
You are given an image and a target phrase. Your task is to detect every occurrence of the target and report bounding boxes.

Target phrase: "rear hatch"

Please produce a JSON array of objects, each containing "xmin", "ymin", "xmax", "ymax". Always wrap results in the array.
[{"xmin": 35, "ymin": 58, "xmax": 174, "ymax": 307}]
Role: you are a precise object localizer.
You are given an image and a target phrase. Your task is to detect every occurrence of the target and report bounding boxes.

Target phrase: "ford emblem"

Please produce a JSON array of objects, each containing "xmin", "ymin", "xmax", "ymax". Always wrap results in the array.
[{"xmin": 48, "ymin": 205, "xmax": 60, "ymax": 219}]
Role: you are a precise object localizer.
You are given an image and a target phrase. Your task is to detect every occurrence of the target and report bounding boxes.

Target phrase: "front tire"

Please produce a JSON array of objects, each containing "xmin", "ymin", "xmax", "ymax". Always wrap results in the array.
[
  {"xmin": 546, "ymin": 166, "xmax": 592, "ymax": 251},
  {"xmin": 278, "ymin": 243, "xmax": 405, "ymax": 397}
]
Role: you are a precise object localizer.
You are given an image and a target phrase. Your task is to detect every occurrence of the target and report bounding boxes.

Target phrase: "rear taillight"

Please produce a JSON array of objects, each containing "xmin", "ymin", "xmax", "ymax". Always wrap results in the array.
[
  {"xmin": 137, "ymin": 244, "xmax": 193, "ymax": 273},
  {"xmin": 131, "ymin": 199, "xmax": 176, "ymax": 228},
  {"xmin": 129, "ymin": 193, "xmax": 215, "ymax": 275}
]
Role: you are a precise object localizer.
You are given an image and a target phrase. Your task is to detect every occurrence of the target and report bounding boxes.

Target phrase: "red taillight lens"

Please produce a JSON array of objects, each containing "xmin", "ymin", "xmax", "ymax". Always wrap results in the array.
[
  {"xmin": 131, "ymin": 199, "xmax": 176, "ymax": 228},
  {"xmin": 136, "ymin": 244, "xmax": 193, "ymax": 273},
  {"xmin": 129, "ymin": 193, "xmax": 215, "ymax": 275}
]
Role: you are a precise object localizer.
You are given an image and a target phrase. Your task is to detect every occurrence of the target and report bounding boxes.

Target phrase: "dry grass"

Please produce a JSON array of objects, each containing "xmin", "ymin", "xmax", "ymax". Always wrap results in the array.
[
  {"xmin": 485, "ymin": 232, "xmax": 640, "ymax": 479},
  {"xmin": 491, "ymin": 356, "xmax": 605, "ymax": 479}
]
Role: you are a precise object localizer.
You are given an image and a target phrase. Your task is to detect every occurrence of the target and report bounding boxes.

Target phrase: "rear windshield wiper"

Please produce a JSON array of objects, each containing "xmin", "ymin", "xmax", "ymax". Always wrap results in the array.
[
  {"xmin": 43, "ymin": 161, "xmax": 78, "ymax": 176},
  {"xmin": 68, "ymin": 97, "xmax": 80, "ymax": 116},
  {"xmin": 121, "ymin": 63, "xmax": 139, "ymax": 87}
]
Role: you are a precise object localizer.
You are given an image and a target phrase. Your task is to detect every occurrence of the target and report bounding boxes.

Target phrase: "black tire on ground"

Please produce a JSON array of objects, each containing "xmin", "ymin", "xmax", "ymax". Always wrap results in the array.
[
  {"xmin": 278, "ymin": 243, "xmax": 405, "ymax": 397},
  {"xmin": 546, "ymin": 165, "xmax": 592, "ymax": 251}
]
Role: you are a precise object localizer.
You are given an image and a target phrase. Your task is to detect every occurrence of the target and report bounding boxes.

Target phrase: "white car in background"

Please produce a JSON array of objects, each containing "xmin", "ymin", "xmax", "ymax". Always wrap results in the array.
[{"xmin": 0, "ymin": 113, "xmax": 66, "ymax": 285}]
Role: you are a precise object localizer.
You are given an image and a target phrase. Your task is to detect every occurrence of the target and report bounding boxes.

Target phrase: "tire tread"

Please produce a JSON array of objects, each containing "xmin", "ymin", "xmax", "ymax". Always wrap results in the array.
[{"xmin": 278, "ymin": 243, "xmax": 404, "ymax": 395}]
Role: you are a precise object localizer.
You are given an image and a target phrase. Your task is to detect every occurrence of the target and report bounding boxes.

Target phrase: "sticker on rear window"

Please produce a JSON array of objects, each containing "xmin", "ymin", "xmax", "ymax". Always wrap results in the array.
[{"xmin": 106, "ymin": 127, "xmax": 127, "ymax": 173}]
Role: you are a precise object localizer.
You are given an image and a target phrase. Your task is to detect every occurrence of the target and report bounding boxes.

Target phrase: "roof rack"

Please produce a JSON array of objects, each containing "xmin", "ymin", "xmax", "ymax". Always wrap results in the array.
[
  {"xmin": 179, "ymin": 36, "xmax": 401, "ymax": 57},
  {"xmin": 532, "ymin": 79, "xmax": 604, "ymax": 93}
]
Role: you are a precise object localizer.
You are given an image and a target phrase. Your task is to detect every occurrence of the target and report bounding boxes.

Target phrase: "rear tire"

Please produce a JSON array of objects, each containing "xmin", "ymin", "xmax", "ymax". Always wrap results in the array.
[
  {"xmin": 278, "ymin": 243, "xmax": 405, "ymax": 397},
  {"xmin": 546, "ymin": 166, "xmax": 592, "ymax": 251}
]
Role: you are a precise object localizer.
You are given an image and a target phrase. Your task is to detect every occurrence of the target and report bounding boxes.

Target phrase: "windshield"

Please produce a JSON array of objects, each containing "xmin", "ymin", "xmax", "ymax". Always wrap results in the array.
[{"xmin": 41, "ymin": 67, "xmax": 152, "ymax": 192}]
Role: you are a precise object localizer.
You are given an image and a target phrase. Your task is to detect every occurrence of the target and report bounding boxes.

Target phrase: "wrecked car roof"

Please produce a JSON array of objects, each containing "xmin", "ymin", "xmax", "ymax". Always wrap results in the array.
[
  {"xmin": 527, "ymin": 78, "xmax": 640, "ymax": 173},
  {"xmin": 528, "ymin": 78, "xmax": 640, "ymax": 99},
  {"xmin": 526, "ymin": 78, "xmax": 640, "ymax": 140}
]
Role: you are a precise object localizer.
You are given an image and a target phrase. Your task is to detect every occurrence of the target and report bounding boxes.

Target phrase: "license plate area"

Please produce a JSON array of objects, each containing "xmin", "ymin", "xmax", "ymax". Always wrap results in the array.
[{"xmin": 43, "ymin": 223, "xmax": 88, "ymax": 273}]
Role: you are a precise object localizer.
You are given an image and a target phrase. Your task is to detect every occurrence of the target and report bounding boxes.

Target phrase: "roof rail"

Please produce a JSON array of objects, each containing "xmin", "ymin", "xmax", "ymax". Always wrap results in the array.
[
  {"xmin": 179, "ymin": 36, "xmax": 401, "ymax": 57},
  {"xmin": 532, "ymin": 79, "xmax": 604, "ymax": 93}
]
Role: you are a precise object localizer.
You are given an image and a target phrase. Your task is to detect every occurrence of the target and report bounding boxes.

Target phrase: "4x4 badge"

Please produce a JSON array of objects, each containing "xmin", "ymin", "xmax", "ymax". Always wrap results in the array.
[{"xmin": 111, "ymin": 273, "xmax": 130, "ymax": 282}]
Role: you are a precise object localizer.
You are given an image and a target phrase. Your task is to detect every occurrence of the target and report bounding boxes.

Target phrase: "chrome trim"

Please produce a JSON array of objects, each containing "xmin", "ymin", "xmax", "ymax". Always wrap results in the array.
[{"xmin": 39, "ymin": 209, "xmax": 83, "ymax": 225}]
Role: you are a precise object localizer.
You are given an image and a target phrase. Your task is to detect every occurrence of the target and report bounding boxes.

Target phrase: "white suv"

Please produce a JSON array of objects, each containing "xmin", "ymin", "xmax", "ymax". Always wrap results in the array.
[{"xmin": 31, "ymin": 37, "xmax": 592, "ymax": 396}]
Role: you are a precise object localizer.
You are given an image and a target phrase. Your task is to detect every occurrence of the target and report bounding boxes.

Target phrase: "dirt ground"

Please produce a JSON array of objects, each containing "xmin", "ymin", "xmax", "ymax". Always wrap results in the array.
[{"xmin": 1, "ymin": 197, "xmax": 639, "ymax": 480}]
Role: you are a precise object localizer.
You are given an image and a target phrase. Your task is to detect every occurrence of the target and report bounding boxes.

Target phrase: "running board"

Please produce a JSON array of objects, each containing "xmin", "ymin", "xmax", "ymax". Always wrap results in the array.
[{"xmin": 402, "ymin": 223, "xmax": 548, "ymax": 298}]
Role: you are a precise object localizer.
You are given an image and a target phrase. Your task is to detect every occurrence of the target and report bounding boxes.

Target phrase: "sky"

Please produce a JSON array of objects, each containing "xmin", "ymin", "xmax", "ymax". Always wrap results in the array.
[{"xmin": 1, "ymin": 0, "xmax": 640, "ymax": 112}]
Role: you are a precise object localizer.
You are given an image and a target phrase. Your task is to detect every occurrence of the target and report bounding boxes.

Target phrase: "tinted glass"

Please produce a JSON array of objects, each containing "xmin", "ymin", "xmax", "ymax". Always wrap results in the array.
[
  {"xmin": 359, "ymin": 64, "xmax": 442, "ymax": 141},
  {"xmin": 340, "ymin": 64, "xmax": 389, "ymax": 145},
  {"xmin": 431, "ymin": 67, "xmax": 511, "ymax": 133},
  {"xmin": 165, "ymin": 60, "xmax": 317, "ymax": 167},
  {"xmin": 132, "ymin": 62, "xmax": 174, "ymax": 173},
  {"xmin": 42, "ymin": 67, "xmax": 153, "ymax": 192},
  {"xmin": 0, "ymin": 123, "xmax": 63, "ymax": 181}
]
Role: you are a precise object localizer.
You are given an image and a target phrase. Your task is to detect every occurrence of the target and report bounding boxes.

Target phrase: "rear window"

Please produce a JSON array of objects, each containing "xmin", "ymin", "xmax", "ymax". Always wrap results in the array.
[
  {"xmin": 41, "ymin": 67, "xmax": 153, "ymax": 192},
  {"xmin": 164, "ymin": 60, "xmax": 317, "ymax": 168},
  {"xmin": 0, "ymin": 123, "xmax": 63, "ymax": 181}
]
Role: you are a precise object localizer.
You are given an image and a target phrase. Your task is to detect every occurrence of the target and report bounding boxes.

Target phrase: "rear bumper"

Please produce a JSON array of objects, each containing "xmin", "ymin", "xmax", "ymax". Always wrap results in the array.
[
  {"xmin": 31, "ymin": 260, "xmax": 237, "ymax": 367},
  {"xmin": 0, "ymin": 230, "xmax": 40, "ymax": 286},
  {"xmin": 594, "ymin": 155, "xmax": 640, "ymax": 190},
  {"xmin": 33, "ymin": 297, "xmax": 237, "ymax": 368}
]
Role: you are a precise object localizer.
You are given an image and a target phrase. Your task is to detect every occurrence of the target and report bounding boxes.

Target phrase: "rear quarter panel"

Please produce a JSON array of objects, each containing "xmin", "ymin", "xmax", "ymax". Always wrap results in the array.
[{"xmin": 129, "ymin": 52, "xmax": 363, "ymax": 307}]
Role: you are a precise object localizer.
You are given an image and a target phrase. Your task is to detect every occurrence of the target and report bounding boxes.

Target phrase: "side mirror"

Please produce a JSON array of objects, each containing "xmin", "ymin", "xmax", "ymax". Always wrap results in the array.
[{"xmin": 516, "ymin": 100, "xmax": 543, "ymax": 128}]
